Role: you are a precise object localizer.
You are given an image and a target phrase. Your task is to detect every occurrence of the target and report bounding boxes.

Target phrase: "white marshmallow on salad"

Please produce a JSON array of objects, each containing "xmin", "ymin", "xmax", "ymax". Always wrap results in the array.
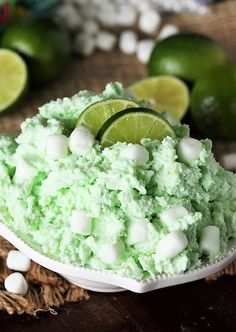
[
  {"xmin": 47, "ymin": 134, "xmax": 68, "ymax": 159},
  {"xmin": 98, "ymin": 243, "xmax": 123, "ymax": 264},
  {"xmin": 70, "ymin": 210, "xmax": 92, "ymax": 235},
  {"xmin": 157, "ymin": 230, "xmax": 188, "ymax": 260},
  {"xmin": 160, "ymin": 206, "xmax": 189, "ymax": 227},
  {"xmin": 69, "ymin": 126, "xmax": 94, "ymax": 155},
  {"xmin": 127, "ymin": 219, "xmax": 149, "ymax": 245},
  {"xmin": 121, "ymin": 144, "xmax": 149, "ymax": 165},
  {"xmin": 200, "ymin": 225, "xmax": 220, "ymax": 255},
  {"xmin": 177, "ymin": 137, "xmax": 202, "ymax": 163},
  {"xmin": 4, "ymin": 272, "xmax": 28, "ymax": 296},
  {"xmin": 7, "ymin": 250, "xmax": 31, "ymax": 272}
]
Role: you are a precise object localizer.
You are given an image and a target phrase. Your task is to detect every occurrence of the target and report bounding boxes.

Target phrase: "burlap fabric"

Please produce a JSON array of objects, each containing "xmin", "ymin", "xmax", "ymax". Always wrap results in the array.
[{"xmin": 0, "ymin": 0, "xmax": 235, "ymax": 315}]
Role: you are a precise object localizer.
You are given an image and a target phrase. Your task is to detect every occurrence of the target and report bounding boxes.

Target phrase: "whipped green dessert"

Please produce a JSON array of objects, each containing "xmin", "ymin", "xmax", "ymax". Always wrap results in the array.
[{"xmin": 0, "ymin": 82, "xmax": 236, "ymax": 280}]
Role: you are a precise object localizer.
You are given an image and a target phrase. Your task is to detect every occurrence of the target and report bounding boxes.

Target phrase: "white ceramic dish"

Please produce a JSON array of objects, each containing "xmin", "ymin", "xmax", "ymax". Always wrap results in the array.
[{"xmin": 0, "ymin": 221, "xmax": 235, "ymax": 293}]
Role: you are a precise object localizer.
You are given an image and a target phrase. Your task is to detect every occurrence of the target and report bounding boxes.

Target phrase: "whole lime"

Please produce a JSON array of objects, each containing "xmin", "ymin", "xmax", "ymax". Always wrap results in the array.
[
  {"xmin": 148, "ymin": 33, "xmax": 229, "ymax": 82},
  {"xmin": 191, "ymin": 65, "xmax": 236, "ymax": 140},
  {"xmin": 1, "ymin": 19, "xmax": 70, "ymax": 84}
]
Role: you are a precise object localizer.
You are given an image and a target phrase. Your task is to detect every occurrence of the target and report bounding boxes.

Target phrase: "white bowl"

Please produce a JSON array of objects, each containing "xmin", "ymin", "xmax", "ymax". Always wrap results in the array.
[{"xmin": 0, "ymin": 221, "xmax": 235, "ymax": 293}]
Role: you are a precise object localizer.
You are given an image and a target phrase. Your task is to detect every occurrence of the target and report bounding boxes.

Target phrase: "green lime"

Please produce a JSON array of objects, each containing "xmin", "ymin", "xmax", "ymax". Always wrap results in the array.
[
  {"xmin": 1, "ymin": 19, "xmax": 70, "ymax": 84},
  {"xmin": 0, "ymin": 49, "xmax": 27, "ymax": 113},
  {"xmin": 148, "ymin": 33, "xmax": 229, "ymax": 82},
  {"xmin": 191, "ymin": 65, "xmax": 236, "ymax": 140},
  {"xmin": 97, "ymin": 108, "xmax": 175, "ymax": 147},
  {"xmin": 130, "ymin": 76, "xmax": 189, "ymax": 120},
  {"xmin": 77, "ymin": 98, "xmax": 139, "ymax": 136}
]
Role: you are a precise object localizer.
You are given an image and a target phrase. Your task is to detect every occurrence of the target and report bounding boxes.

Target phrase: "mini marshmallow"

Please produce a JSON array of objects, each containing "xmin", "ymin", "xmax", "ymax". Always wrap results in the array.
[
  {"xmin": 7, "ymin": 250, "xmax": 31, "ymax": 272},
  {"xmin": 158, "ymin": 24, "xmax": 179, "ymax": 40},
  {"xmin": 160, "ymin": 206, "xmax": 189, "ymax": 227},
  {"xmin": 121, "ymin": 144, "xmax": 149, "ymax": 165},
  {"xmin": 55, "ymin": 3, "xmax": 82, "ymax": 30},
  {"xmin": 221, "ymin": 153, "xmax": 236, "ymax": 171},
  {"xmin": 69, "ymin": 126, "xmax": 94, "ymax": 155},
  {"xmin": 135, "ymin": 0, "xmax": 152, "ymax": 13},
  {"xmin": 74, "ymin": 33, "xmax": 96, "ymax": 56},
  {"xmin": 138, "ymin": 9, "xmax": 161, "ymax": 34},
  {"xmin": 128, "ymin": 219, "xmax": 149, "ymax": 245},
  {"xmin": 200, "ymin": 225, "xmax": 220, "ymax": 255},
  {"xmin": 177, "ymin": 137, "xmax": 202, "ymax": 163},
  {"xmin": 82, "ymin": 19, "xmax": 99, "ymax": 36},
  {"xmin": 136, "ymin": 39, "xmax": 155, "ymax": 64},
  {"xmin": 4, "ymin": 272, "xmax": 28, "ymax": 296},
  {"xmin": 97, "ymin": 3, "xmax": 117, "ymax": 27},
  {"xmin": 119, "ymin": 30, "xmax": 137, "ymax": 55},
  {"xmin": 98, "ymin": 243, "xmax": 123, "ymax": 264},
  {"xmin": 47, "ymin": 134, "xmax": 68, "ymax": 159},
  {"xmin": 71, "ymin": 210, "xmax": 92, "ymax": 235},
  {"xmin": 96, "ymin": 31, "xmax": 117, "ymax": 51},
  {"xmin": 116, "ymin": 5, "xmax": 137, "ymax": 27},
  {"xmin": 157, "ymin": 230, "xmax": 188, "ymax": 260}
]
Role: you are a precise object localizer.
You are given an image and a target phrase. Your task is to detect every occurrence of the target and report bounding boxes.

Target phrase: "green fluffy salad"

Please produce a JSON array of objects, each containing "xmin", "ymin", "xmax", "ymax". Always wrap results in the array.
[{"xmin": 0, "ymin": 82, "xmax": 235, "ymax": 280}]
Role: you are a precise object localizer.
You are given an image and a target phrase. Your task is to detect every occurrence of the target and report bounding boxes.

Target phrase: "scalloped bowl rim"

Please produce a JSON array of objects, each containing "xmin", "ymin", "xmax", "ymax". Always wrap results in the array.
[{"xmin": 0, "ymin": 221, "xmax": 235, "ymax": 293}]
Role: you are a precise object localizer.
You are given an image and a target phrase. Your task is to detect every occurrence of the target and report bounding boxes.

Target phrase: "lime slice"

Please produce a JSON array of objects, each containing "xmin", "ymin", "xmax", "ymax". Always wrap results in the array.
[
  {"xmin": 98, "ymin": 108, "xmax": 175, "ymax": 147},
  {"xmin": 0, "ymin": 49, "xmax": 27, "ymax": 113},
  {"xmin": 77, "ymin": 98, "xmax": 139, "ymax": 136},
  {"xmin": 129, "ymin": 76, "xmax": 189, "ymax": 120}
]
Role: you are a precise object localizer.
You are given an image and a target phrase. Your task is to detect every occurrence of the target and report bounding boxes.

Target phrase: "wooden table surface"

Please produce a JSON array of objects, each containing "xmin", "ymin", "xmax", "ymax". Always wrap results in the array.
[
  {"xmin": 1, "ymin": 277, "xmax": 236, "ymax": 332},
  {"xmin": 1, "ymin": 4, "xmax": 236, "ymax": 326}
]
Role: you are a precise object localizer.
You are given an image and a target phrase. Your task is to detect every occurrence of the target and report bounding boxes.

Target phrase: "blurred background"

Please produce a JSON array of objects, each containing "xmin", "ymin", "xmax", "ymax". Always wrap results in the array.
[{"xmin": 0, "ymin": 0, "xmax": 236, "ymax": 167}]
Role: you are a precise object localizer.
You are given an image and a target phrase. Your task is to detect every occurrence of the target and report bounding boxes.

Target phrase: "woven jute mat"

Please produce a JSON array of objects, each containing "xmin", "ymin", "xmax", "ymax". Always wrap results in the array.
[
  {"xmin": 0, "ymin": 0, "xmax": 236, "ymax": 315},
  {"xmin": 0, "ymin": 237, "xmax": 89, "ymax": 315}
]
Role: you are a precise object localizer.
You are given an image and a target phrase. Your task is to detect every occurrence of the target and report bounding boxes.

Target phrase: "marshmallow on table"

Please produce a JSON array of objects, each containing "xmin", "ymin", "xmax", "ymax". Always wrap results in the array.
[
  {"xmin": 116, "ymin": 5, "xmax": 137, "ymax": 27},
  {"xmin": 200, "ymin": 225, "xmax": 220, "ymax": 255},
  {"xmin": 138, "ymin": 9, "xmax": 161, "ymax": 34},
  {"xmin": 7, "ymin": 250, "xmax": 31, "ymax": 272},
  {"xmin": 119, "ymin": 30, "xmax": 137, "ymax": 55},
  {"xmin": 121, "ymin": 144, "xmax": 149, "ymax": 165},
  {"xmin": 221, "ymin": 153, "xmax": 236, "ymax": 171},
  {"xmin": 98, "ymin": 243, "xmax": 123, "ymax": 264},
  {"xmin": 158, "ymin": 24, "xmax": 179, "ymax": 40},
  {"xmin": 177, "ymin": 137, "xmax": 202, "ymax": 163},
  {"xmin": 135, "ymin": 0, "xmax": 153, "ymax": 13},
  {"xmin": 128, "ymin": 219, "xmax": 149, "ymax": 245},
  {"xmin": 4, "ymin": 273, "xmax": 28, "ymax": 296},
  {"xmin": 160, "ymin": 206, "xmax": 189, "ymax": 227},
  {"xmin": 136, "ymin": 39, "xmax": 155, "ymax": 64},
  {"xmin": 82, "ymin": 19, "xmax": 99, "ymax": 36},
  {"xmin": 96, "ymin": 31, "xmax": 117, "ymax": 52},
  {"xmin": 74, "ymin": 33, "xmax": 96, "ymax": 56},
  {"xmin": 47, "ymin": 134, "xmax": 68, "ymax": 159},
  {"xmin": 157, "ymin": 230, "xmax": 188, "ymax": 260},
  {"xmin": 71, "ymin": 210, "xmax": 92, "ymax": 235},
  {"xmin": 55, "ymin": 3, "xmax": 82, "ymax": 30},
  {"xmin": 69, "ymin": 126, "xmax": 94, "ymax": 155}
]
